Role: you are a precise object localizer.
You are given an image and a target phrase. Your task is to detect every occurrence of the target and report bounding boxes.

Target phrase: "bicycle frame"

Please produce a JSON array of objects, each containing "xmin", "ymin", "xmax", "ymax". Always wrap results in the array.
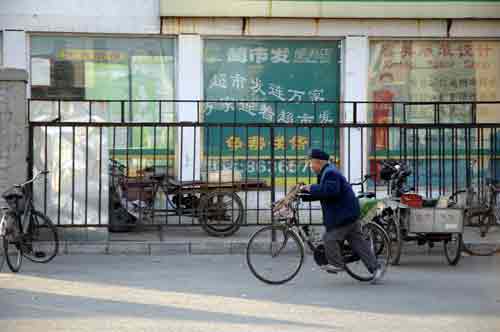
[{"xmin": 2, "ymin": 171, "xmax": 48, "ymax": 239}]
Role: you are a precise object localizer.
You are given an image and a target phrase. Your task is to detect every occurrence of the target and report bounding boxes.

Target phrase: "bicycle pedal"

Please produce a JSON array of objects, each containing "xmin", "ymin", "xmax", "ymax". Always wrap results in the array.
[{"xmin": 320, "ymin": 265, "xmax": 343, "ymax": 274}]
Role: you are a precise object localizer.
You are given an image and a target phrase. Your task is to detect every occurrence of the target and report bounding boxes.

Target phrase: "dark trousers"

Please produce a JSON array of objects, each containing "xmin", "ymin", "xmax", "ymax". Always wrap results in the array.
[{"xmin": 322, "ymin": 220, "xmax": 379, "ymax": 273}]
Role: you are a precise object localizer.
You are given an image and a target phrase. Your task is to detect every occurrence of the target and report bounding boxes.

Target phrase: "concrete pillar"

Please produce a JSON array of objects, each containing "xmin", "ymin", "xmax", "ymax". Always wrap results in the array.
[
  {"xmin": 342, "ymin": 36, "xmax": 369, "ymax": 183},
  {"xmin": 2, "ymin": 30, "xmax": 27, "ymax": 70},
  {"xmin": 176, "ymin": 34, "xmax": 202, "ymax": 181},
  {"xmin": 0, "ymin": 68, "xmax": 28, "ymax": 195}
]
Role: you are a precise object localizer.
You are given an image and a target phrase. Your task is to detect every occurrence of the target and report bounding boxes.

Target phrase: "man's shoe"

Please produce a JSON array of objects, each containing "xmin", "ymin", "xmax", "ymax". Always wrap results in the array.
[
  {"xmin": 371, "ymin": 265, "xmax": 386, "ymax": 284},
  {"xmin": 320, "ymin": 264, "xmax": 344, "ymax": 274}
]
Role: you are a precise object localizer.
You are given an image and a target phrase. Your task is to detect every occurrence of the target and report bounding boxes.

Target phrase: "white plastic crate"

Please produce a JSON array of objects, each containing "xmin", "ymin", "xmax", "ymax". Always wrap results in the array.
[{"xmin": 408, "ymin": 208, "xmax": 463, "ymax": 234}]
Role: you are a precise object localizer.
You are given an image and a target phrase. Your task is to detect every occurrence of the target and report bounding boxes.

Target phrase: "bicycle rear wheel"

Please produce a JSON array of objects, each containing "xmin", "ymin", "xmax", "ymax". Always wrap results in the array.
[
  {"xmin": 0, "ymin": 241, "xmax": 4, "ymax": 272},
  {"xmin": 378, "ymin": 215, "xmax": 402, "ymax": 265},
  {"xmin": 22, "ymin": 211, "xmax": 59, "ymax": 263},
  {"xmin": 344, "ymin": 222, "xmax": 391, "ymax": 282},
  {"xmin": 246, "ymin": 225, "xmax": 304, "ymax": 285}
]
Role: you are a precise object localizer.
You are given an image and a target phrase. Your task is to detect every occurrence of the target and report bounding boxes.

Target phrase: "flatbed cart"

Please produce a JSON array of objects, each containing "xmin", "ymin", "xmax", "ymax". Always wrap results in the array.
[{"xmin": 109, "ymin": 159, "xmax": 271, "ymax": 236}]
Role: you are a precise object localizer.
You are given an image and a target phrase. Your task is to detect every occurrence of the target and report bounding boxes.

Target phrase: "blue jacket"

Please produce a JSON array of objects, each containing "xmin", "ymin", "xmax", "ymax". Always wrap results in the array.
[{"xmin": 302, "ymin": 164, "xmax": 360, "ymax": 230}]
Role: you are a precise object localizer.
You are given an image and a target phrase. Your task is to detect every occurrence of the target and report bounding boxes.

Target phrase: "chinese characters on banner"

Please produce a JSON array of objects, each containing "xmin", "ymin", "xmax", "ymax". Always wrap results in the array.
[
  {"xmin": 368, "ymin": 40, "xmax": 500, "ymax": 185},
  {"xmin": 203, "ymin": 40, "xmax": 341, "ymax": 179}
]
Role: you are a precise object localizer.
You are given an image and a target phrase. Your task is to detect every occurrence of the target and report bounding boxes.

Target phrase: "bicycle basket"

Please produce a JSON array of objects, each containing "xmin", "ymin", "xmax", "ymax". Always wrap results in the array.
[
  {"xmin": 380, "ymin": 163, "xmax": 397, "ymax": 181},
  {"xmin": 400, "ymin": 193, "xmax": 423, "ymax": 208},
  {"xmin": 1, "ymin": 187, "xmax": 25, "ymax": 213},
  {"xmin": 273, "ymin": 203, "xmax": 294, "ymax": 219},
  {"xmin": 0, "ymin": 212, "xmax": 17, "ymax": 237}
]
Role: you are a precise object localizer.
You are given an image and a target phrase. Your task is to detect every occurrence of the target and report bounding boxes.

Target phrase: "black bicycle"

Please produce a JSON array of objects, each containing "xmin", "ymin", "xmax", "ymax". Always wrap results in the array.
[
  {"xmin": 0, "ymin": 171, "xmax": 59, "ymax": 273},
  {"xmin": 352, "ymin": 172, "xmax": 403, "ymax": 266},
  {"xmin": 449, "ymin": 181, "xmax": 500, "ymax": 256},
  {"xmin": 246, "ymin": 184, "xmax": 391, "ymax": 285}
]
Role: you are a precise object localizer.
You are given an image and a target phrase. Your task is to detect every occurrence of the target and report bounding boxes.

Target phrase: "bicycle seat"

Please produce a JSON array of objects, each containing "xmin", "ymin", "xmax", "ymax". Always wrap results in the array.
[
  {"xmin": 358, "ymin": 192, "xmax": 376, "ymax": 199},
  {"xmin": 2, "ymin": 186, "xmax": 24, "ymax": 200},
  {"xmin": 151, "ymin": 173, "xmax": 167, "ymax": 181},
  {"xmin": 166, "ymin": 177, "xmax": 182, "ymax": 187},
  {"xmin": 3, "ymin": 193, "xmax": 23, "ymax": 200}
]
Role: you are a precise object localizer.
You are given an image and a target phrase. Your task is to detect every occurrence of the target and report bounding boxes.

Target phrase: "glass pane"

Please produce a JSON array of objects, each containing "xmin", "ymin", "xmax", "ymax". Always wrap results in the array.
[
  {"xmin": 29, "ymin": 36, "xmax": 177, "ymax": 224},
  {"xmin": 0, "ymin": 32, "xmax": 3, "ymax": 66}
]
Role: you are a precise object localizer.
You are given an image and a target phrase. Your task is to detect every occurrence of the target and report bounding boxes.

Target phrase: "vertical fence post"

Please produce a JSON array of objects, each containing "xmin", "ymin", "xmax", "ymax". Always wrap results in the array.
[
  {"xmin": 353, "ymin": 102, "xmax": 357, "ymax": 124},
  {"xmin": 270, "ymin": 121, "xmax": 276, "ymax": 222},
  {"xmin": 26, "ymin": 122, "xmax": 34, "ymax": 196}
]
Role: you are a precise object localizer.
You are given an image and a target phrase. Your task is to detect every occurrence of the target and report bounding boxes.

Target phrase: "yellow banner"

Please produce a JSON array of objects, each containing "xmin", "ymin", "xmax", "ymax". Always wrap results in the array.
[
  {"xmin": 58, "ymin": 49, "xmax": 128, "ymax": 62},
  {"xmin": 160, "ymin": 1, "xmax": 500, "ymax": 19}
]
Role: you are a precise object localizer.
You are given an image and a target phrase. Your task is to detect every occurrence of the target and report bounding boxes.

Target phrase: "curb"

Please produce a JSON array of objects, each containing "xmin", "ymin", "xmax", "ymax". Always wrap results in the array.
[{"xmin": 57, "ymin": 240, "xmax": 500, "ymax": 256}]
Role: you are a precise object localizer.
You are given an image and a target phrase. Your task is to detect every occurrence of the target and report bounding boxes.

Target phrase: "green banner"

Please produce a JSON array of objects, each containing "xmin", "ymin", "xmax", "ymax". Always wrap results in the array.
[{"xmin": 203, "ymin": 39, "xmax": 341, "ymax": 163}]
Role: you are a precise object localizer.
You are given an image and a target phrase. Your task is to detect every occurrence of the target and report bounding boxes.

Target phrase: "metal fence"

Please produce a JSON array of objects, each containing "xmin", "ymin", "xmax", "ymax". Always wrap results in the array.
[{"xmin": 27, "ymin": 99, "xmax": 500, "ymax": 227}]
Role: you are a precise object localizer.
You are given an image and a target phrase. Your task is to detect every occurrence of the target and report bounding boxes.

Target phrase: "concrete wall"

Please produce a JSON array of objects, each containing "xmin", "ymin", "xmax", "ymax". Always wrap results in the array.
[
  {"xmin": 1, "ymin": 4, "xmax": 499, "ymax": 205},
  {"xmin": 161, "ymin": 17, "xmax": 500, "ymax": 38},
  {"xmin": 0, "ymin": 68, "xmax": 28, "ymax": 195},
  {"xmin": 0, "ymin": 0, "xmax": 160, "ymax": 34}
]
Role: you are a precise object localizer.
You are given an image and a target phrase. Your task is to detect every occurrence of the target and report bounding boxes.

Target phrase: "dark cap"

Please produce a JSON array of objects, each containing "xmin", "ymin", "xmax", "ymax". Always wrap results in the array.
[{"xmin": 308, "ymin": 148, "xmax": 330, "ymax": 161}]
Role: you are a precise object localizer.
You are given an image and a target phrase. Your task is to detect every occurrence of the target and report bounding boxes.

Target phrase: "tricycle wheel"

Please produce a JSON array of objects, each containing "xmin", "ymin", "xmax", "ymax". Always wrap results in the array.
[
  {"xmin": 444, "ymin": 233, "xmax": 462, "ymax": 266},
  {"xmin": 386, "ymin": 216, "xmax": 402, "ymax": 265},
  {"xmin": 199, "ymin": 192, "xmax": 244, "ymax": 237}
]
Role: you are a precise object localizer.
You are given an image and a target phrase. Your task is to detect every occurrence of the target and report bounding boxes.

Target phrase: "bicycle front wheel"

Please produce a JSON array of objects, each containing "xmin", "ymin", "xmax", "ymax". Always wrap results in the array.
[
  {"xmin": 462, "ymin": 211, "xmax": 498, "ymax": 256},
  {"xmin": 0, "ymin": 212, "xmax": 7, "ymax": 272},
  {"xmin": 246, "ymin": 225, "xmax": 305, "ymax": 285},
  {"xmin": 3, "ymin": 234, "xmax": 22, "ymax": 273},
  {"xmin": 23, "ymin": 211, "xmax": 59, "ymax": 263}
]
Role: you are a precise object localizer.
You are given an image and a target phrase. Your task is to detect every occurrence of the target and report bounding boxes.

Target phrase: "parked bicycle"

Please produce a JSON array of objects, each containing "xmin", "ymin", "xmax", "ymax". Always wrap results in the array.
[
  {"xmin": 449, "ymin": 179, "xmax": 500, "ymax": 256},
  {"xmin": 352, "ymin": 172, "xmax": 403, "ymax": 266},
  {"xmin": 0, "ymin": 171, "xmax": 59, "ymax": 273},
  {"xmin": 246, "ymin": 183, "xmax": 390, "ymax": 285}
]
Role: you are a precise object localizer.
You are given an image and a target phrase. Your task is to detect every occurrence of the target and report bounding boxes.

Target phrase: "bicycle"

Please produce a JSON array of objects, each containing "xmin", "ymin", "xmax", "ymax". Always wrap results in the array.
[
  {"xmin": 449, "ymin": 180, "xmax": 500, "ymax": 256},
  {"xmin": 0, "ymin": 170, "xmax": 59, "ymax": 272},
  {"xmin": 246, "ymin": 183, "xmax": 391, "ymax": 285},
  {"xmin": 352, "ymin": 172, "xmax": 403, "ymax": 266}
]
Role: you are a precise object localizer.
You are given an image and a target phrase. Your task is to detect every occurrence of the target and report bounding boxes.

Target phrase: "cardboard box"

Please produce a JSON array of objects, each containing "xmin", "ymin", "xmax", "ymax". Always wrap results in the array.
[{"xmin": 207, "ymin": 170, "xmax": 242, "ymax": 183}]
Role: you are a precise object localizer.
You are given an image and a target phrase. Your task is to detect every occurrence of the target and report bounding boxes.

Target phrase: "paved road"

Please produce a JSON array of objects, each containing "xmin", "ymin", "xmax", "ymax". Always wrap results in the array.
[{"xmin": 1, "ymin": 254, "xmax": 499, "ymax": 332}]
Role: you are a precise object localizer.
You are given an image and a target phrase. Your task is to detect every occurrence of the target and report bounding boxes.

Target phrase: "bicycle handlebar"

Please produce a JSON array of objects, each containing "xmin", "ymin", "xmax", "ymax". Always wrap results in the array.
[
  {"xmin": 109, "ymin": 158, "xmax": 126, "ymax": 169},
  {"xmin": 272, "ymin": 183, "xmax": 304, "ymax": 213},
  {"xmin": 350, "ymin": 174, "xmax": 375, "ymax": 186},
  {"xmin": 15, "ymin": 170, "xmax": 49, "ymax": 188}
]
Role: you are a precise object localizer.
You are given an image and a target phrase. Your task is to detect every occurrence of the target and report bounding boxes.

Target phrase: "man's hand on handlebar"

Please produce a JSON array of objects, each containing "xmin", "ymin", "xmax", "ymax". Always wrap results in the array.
[{"xmin": 300, "ymin": 184, "xmax": 311, "ymax": 192}]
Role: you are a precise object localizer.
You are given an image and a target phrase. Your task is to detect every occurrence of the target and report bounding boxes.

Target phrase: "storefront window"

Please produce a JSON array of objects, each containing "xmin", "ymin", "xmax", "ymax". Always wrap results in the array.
[
  {"xmin": 203, "ymin": 39, "xmax": 341, "ymax": 183},
  {"xmin": 30, "ymin": 35, "xmax": 176, "ymax": 175},
  {"xmin": 368, "ymin": 40, "xmax": 500, "ymax": 188}
]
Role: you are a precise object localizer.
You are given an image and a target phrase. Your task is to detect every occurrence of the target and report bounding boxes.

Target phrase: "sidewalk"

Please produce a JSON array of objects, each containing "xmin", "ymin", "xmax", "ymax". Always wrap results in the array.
[{"xmin": 56, "ymin": 223, "xmax": 500, "ymax": 256}]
